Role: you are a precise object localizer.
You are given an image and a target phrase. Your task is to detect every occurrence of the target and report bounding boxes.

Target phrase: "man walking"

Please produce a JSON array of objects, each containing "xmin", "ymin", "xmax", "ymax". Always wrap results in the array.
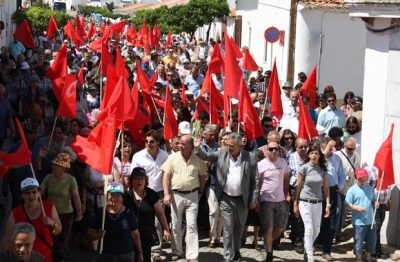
[{"xmin": 195, "ymin": 133, "xmax": 259, "ymax": 262}]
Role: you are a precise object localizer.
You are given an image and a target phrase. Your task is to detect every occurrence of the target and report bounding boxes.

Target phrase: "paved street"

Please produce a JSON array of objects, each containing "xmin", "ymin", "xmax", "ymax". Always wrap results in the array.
[{"xmin": 67, "ymin": 226, "xmax": 399, "ymax": 262}]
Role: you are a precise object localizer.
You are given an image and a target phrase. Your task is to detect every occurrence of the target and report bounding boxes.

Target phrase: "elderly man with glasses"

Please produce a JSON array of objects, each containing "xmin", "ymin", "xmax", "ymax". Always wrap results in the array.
[{"xmin": 317, "ymin": 92, "xmax": 346, "ymax": 135}]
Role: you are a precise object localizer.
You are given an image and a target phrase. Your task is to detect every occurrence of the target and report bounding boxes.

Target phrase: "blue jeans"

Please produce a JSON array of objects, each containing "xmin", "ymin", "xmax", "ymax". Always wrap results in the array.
[{"xmin": 353, "ymin": 225, "xmax": 376, "ymax": 256}]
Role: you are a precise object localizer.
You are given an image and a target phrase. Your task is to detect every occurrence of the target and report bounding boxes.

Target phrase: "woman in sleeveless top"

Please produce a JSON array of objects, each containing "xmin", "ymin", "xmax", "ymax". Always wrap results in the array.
[{"xmin": 1, "ymin": 177, "xmax": 61, "ymax": 261}]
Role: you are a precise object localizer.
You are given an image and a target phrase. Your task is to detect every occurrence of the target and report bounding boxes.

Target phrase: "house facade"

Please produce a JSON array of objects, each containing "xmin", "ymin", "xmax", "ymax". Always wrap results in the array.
[
  {"xmin": 346, "ymin": 0, "xmax": 400, "ymax": 247},
  {"xmin": 0, "ymin": 0, "xmax": 17, "ymax": 49},
  {"xmin": 198, "ymin": 0, "xmax": 366, "ymax": 99}
]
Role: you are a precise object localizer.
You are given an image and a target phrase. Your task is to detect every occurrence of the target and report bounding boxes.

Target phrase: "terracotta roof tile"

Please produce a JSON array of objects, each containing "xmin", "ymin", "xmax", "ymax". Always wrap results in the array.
[{"xmin": 300, "ymin": 0, "xmax": 346, "ymax": 9}]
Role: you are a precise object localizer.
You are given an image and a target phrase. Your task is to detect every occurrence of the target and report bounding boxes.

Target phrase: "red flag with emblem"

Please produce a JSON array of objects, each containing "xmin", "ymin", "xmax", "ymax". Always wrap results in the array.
[
  {"xmin": 374, "ymin": 123, "xmax": 395, "ymax": 190},
  {"xmin": 56, "ymin": 74, "xmax": 77, "ymax": 118}
]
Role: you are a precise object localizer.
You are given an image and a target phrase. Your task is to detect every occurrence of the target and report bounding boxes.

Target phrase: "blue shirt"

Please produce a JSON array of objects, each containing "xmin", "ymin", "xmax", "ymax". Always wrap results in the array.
[
  {"xmin": 316, "ymin": 106, "xmax": 346, "ymax": 135},
  {"xmin": 326, "ymin": 153, "xmax": 345, "ymax": 190},
  {"xmin": 8, "ymin": 41, "xmax": 26, "ymax": 59},
  {"xmin": 345, "ymin": 184, "xmax": 376, "ymax": 226},
  {"xmin": 184, "ymin": 74, "xmax": 204, "ymax": 96},
  {"xmin": 287, "ymin": 151, "xmax": 304, "ymax": 187}
]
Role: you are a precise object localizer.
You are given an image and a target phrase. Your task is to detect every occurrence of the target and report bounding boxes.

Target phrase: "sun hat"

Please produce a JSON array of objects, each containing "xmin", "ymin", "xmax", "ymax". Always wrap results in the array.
[
  {"xmin": 21, "ymin": 177, "xmax": 40, "ymax": 192},
  {"xmin": 52, "ymin": 152, "xmax": 71, "ymax": 169},
  {"xmin": 178, "ymin": 121, "xmax": 191, "ymax": 135}
]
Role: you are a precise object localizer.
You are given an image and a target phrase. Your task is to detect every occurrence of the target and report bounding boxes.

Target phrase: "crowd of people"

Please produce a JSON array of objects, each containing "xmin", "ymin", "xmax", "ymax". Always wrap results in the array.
[{"xmin": 0, "ymin": 16, "xmax": 393, "ymax": 262}]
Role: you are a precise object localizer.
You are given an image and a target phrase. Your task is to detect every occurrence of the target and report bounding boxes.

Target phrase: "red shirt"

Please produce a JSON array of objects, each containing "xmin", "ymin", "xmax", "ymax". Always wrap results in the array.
[{"xmin": 13, "ymin": 201, "xmax": 54, "ymax": 262}]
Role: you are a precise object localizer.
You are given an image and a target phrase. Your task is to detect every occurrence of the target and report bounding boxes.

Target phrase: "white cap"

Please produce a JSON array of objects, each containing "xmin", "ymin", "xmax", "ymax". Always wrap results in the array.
[
  {"xmin": 21, "ymin": 177, "xmax": 40, "ymax": 192},
  {"xmin": 178, "ymin": 121, "xmax": 191, "ymax": 135},
  {"xmin": 20, "ymin": 61, "xmax": 30, "ymax": 70},
  {"xmin": 107, "ymin": 182, "xmax": 124, "ymax": 194}
]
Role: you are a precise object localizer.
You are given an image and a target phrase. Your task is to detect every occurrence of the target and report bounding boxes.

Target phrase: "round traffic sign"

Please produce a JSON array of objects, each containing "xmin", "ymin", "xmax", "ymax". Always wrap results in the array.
[{"xmin": 264, "ymin": 27, "xmax": 280, "ymax": 43}]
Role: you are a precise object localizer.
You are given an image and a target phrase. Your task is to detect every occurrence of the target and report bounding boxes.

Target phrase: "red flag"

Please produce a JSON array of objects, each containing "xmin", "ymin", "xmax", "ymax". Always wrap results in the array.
[
  {"xmin": 153, "ymin": 24, "xmax": 161, "ymax": 47},
  {"xmin": 192, "ymin": 96, "xmax": 210, "ymax": 121},
  {"xmin": 70, "ymin": 118, "xmax": 116, "ymax": 174},
  {"xmin": 223, "ymin": 90, "xmax": 231, "ymax": 127},
  {"xmin": 148, "ymin": 27, "xmax": 155, "ymax": 49},
  {"xmin": 63, "ymin": 20, "xmax": 75, "ymax": 41},
  {"xmin": 77, "ymin": 66, "xmax": 85, "ymax": 86},
  {"xmin": 14, "ymin": 19, "xmax": 35, "ymax": 49},
  {"xmin": 229, "ymin": 37, "xmax": 243, "ymax": 58},
  {"xmin": 165, "ymin": 31, "xmax": 172, "ymax": 49},
  {"xmin": 139, "ymin": 21, "xmax": 150, "ymax": 55},
  {"xmin": 242, "ymin": 49, "xmax": 258, "ymax": 71},
  {"xmin": 126, "ymin": 26, "xmax": 137, "ymax": 44},
  {"xmin": 56, "ymin": 74, "xmax": 77, "ymax": 118},
  {"xmin": 267, "ymin": 60, "xmax": 283, "ymax": 120},
  {"xmin": 101, "ymin": 64, "xmax": 117, "ymax": 110},
  {"xmin": 297, "ymin": 94, "xmax": 319, "ymax": 141},
  {"xmin": 238, "ymin": 79, "xmax": 263, "ymax": 140},
  {"xmin": 86, "ymin": 22, "xmax": 96, "ymax": 40},
  {"xmin": 136, "ymin": 60, "xmax": 152, "ymax": 96},
  {"xmin": 100, "ymin": 37, "xmax": 112, "ymax": 76},
  {"xmin": 115, "ymin": 48, "xmax": 128, "ymax": 77},
  {"xmin": 100, "ymin": 23, "xmax": 105, "ymax": 35},
  {"xmin": 97, "ymin": 77, "xmax": 134, "ymax": 130},
  {"xmin": 163, "ymin": 82, "xmax": 178, "ymax": 140},
  {"xmin": 75, "ymin": 16, "xmax": 86, "ymax": 39},
  {"xmin": 0, "ymin": 118, "xmax": 31, "ymax": 176},
  {"xmin": 224, "ymin": 32, "xmax": 242, "ymax": 98},
  {"xmin": 181, "ymin": 85, "xmax": 187, "ymax": 106},
  {"xmin": 47, "ymin": 43, "xmax": 68, "ymax": 81},
  {"xmin": 46, "ymin": 16, "xmax": 59, "ymax": 40},
  {"xmin": 300, "ymin": 66, "xmax": 317, "ymax": 108},
  {"xmin": 208, "ymin": 43, "xmax": 224, "ymax": 74},
  {"xmin": 374, "ymin": 124, "xmax": 395, "ymax": 190},
  {"xmin": 208, "ymin": 76, "xmax": 224, "ymax": 126}
]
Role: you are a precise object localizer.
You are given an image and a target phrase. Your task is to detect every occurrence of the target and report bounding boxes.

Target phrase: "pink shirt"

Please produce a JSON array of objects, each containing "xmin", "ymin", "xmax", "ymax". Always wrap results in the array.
[{"xmin": 258, "ymin": 157, "xmax": 289, "ymax": 202}]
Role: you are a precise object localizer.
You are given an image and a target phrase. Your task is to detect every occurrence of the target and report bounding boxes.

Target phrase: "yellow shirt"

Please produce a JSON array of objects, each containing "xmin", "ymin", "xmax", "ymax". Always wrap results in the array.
[
  {"xmin": 162, "ymin": 55, "xmax": 181, "ymax": 68},
  {"xmin": 161, "ymin": 152, "xmax": 207, "ymax": 191}
]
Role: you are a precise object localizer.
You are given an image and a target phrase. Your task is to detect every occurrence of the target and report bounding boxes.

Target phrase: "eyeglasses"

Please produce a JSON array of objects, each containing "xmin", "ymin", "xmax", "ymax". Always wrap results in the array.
[
  {"xmin": 145, "ymin": 140, "xmax": 156, "ymax": 144},
  {"xmin": 327, "ymin": 99, "xmax": 336, "ymax": 103},
  {"xmin": 346, "ymin": 147, "xmax": 356, "ymax": 151},
  {"xmin": 166, "ymin": 74, "xmax": 173, "ymax": 77},
  {"xmin": 268, "ymin": 147, "xmax": 279, "ymax": 152}
]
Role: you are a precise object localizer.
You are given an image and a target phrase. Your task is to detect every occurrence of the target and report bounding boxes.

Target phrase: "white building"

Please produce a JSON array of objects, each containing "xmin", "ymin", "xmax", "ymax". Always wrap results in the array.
[
  {"xmin": 346, "ymin": 0, "xmax": 400, "ymax": 247},
  {"xmin": 198, "ymin": 0, "xmax": 367, "ymax": 99},
  {"xmin": 0, "ymin": 0, "xmax": 17, "ymax": 49}
]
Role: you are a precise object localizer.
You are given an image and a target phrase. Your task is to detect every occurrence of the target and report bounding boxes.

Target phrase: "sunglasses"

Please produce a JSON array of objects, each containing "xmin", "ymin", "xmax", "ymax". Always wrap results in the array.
[
  {"xmin": 166, "ymin": 74, "xmax": 173, "ymax": 77},
  {"xmin": 145, "ymin": 140, "xmax": 156, "ymax": 144},
  {"xmin": 268, "ymin": 147, "xmax": 279, "ymax": 152},
  {"xmin": 327, "ymin": 99, "xmax": 336, "ymax": 103},
  {"xmin": 298, "ymin": 146, "xmax": 308, "ymax": 149},
  {"xmin": 346, "ymin": 147, "xmax": 356, "ymax": 151},
  {"xmin": 263, "ymin": 125, "xmax": 273, "ymax": 128}
]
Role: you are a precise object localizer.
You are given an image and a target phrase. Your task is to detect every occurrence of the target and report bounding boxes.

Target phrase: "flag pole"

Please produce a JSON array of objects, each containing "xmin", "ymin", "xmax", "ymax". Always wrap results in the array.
[
  {"xmin": 29, "ymin": 163, "xmax": 46, "ymax": 217},
  {"xmin": 99, "ymin": 65, "xmax": 103, "ymax": 103},
  {"xmin": 151, "ymin": 97, "xmax": 163, "ymax": 124},
  {"xmin": 47, "ymin": 116, "xmax": 58, "ymax": 149},
  {"xmin": 99, "ymin": 129, "xmax": 122, "ymax": 254},
  {"xmin": 371, "ymin": 171, "xmax": 385, "ymax": 229}
]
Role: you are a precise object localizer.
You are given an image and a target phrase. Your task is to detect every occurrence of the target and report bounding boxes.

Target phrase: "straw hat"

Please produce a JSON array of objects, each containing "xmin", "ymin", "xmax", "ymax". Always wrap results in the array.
[{"xmin": 52, "ymin": 152, "xmax": 71, "ymax": 169}]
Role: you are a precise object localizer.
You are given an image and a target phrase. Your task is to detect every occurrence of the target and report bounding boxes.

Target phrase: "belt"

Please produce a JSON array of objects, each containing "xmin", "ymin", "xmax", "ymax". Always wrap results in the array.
[
  {"xmin": 173, "ymin": 188, "xmax": 198, "ymax": 194},
  {"xmin": 299, "ymin": 198, "xmax": 322, "ymax": 204},
  {"xmin": 223, "ymin": 192, "xmax": 242, "ymax": 199}
]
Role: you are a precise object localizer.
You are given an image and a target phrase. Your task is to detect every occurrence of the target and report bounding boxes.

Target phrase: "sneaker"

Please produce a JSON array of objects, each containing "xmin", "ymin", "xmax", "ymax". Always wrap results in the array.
[{"xmin": 171, "ymin": 254, "xmax": 181, "ymax": 261}]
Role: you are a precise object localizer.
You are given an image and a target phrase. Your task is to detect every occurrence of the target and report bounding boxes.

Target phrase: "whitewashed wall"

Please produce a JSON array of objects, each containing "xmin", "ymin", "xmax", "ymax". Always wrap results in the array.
[
  {"xmin": 295, "ymin": 8, "xmax": 366, "ymax": 98},
  {"xmin": 0, "ymin": 0, "xmax": 17, "ymax": 49},
  {"xmin": 361, "ymin": 17, "xmax": 400, "ymax": 247}
]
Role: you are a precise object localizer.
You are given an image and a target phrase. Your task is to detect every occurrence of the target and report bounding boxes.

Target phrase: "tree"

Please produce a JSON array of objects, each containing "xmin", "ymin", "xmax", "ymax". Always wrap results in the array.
[
  {"xmin": 106, "ymin": 1, "xmax": 115, "ymax": 13},
  {"xmin": 12, "ymin": 6, "xmax": 71, "ymax": 33}
]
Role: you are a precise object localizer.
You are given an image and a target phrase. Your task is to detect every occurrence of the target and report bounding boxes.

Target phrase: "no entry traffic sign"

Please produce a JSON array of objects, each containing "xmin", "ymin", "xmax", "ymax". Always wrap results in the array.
[{"xmin": 264, "ymin": 27, "xmax": 280, "ymax": 43}]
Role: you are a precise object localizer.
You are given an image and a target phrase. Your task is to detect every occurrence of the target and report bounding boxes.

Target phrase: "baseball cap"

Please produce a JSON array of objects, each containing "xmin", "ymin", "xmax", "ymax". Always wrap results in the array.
[
  {"xmin": 355, "ymin": 168, "xmax": 368, "ymax": 179},
  {"xmin": 351, "ymin": 96, "xmax": 363, "ymax": 104},
  {"xmin": 107, "ymin": 182, "xmax": 124, "ymax": 194},
  {"xmin": 282, "ymin": 81, "xmax": 292, "ymax": 89},
  {"xmin": 178, "ymin": 121, "xmax": 191, "ymax": 135},
  {"xmin": 21, "ymin": 178, "xmax": 40, "ymax": 192}
]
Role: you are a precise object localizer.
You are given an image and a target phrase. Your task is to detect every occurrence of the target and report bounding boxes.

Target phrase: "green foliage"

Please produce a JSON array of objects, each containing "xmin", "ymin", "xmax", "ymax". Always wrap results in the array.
[
  {"xmin": 131, "ymin": 0, "xmax": 229, "ymax": 38},
  {"xmin": 12, "ymin": 6, "xmax": 71, "ymax": 33},
  {"xmin": 78, "ymin": 5, "xmax": 130, "ymax": 20},
  {"xmin": 106, "ymin": 2, "xmax": 115, "ymax": 13}
]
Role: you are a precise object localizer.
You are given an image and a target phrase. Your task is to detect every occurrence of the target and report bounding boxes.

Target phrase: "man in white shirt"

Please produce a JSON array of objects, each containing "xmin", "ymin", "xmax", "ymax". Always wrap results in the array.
[{"xmin": 130, "ymin": 130, "xmax": 169, "ymax": 262}]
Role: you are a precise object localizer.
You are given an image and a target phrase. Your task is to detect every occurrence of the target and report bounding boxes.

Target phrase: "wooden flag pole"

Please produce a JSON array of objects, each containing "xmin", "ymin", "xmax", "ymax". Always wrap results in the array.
[
  {"xmin": 99, "ymin": 129, "xmax": 121, "ymax": 254},
  {"xmin": 47, "ymin": 116, "xmax": 58, "ymax": 149},
  {"xmin": 29, "ymin": 163, "xmax": 46, "ymax": 217},
  {"xmin": 371, "ymin": 171, "xmax": 385, "ymax": 229},
  {"xmin": 151, "ymin": 96, "xmax": 163, "ymax": 125}
]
